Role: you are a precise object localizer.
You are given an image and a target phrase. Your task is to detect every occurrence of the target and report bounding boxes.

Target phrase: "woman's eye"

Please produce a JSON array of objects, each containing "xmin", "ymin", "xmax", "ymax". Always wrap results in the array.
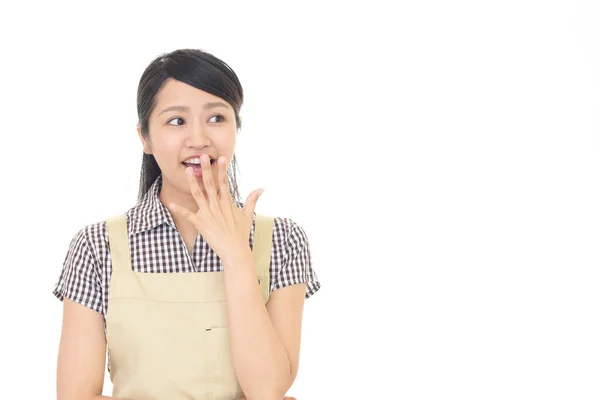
[
  {"xmin": 167, "ymin": 117, "xmax": 185, "ymax": 126},
  {"xmin": 209, "ymin": 115, "xmax": 225, "ymax": 123}
]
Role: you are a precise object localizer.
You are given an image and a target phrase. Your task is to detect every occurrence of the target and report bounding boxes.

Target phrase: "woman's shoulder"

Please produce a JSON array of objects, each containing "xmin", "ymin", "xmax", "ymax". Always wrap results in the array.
[
  {"xmin": 61, "ymin": 220, "xmax": 109, "ymax": 271},
  {"xmin": 65, "ymin": 205, "xmax": 139, "ymax": 260},
  {"xmin": 256, "ymin": 213, "xmax": 311, "ymax": 245},
  {"xmin": 67, "ymin": 219, "xmax": 108, "ymax": 249},
  {"xmin": 272, "ymin": 214, "xmax": 309, "ymax": 238}
]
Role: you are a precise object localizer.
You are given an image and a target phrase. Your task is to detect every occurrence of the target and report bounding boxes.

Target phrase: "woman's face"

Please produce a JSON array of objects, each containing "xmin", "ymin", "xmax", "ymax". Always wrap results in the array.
[{"xmin": 138, "ymin": 78, "xmax": 237, "ymax": 197}]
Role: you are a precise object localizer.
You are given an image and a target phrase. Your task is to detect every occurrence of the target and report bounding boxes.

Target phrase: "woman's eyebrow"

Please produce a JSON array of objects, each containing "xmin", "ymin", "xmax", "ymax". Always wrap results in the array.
[{"xmin": 158, "ymin": 102, "xmax": 230, "ymax": 116}]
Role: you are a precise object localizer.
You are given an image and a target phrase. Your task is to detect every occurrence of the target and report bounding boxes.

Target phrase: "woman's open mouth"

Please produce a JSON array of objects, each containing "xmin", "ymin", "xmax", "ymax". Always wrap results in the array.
[{"xmin": 182, "ymin": 157, "xmax": 215, "ymax": 178}]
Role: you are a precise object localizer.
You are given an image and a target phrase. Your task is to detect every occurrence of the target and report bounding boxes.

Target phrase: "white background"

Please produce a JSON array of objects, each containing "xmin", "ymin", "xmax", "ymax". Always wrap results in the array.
[{"xmin": 1, "ymin": 0, "xmax": 599, "ymax": 399}]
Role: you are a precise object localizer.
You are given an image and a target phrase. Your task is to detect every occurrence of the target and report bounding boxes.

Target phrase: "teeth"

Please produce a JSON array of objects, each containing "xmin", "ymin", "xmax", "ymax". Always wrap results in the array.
[
  {"xmin": 183, "ymin": 156, "xmax": 215, "ymax": 165},
  {"xmin": 184, "ymin": 158, "xmax": 201, "ymax": 165}
]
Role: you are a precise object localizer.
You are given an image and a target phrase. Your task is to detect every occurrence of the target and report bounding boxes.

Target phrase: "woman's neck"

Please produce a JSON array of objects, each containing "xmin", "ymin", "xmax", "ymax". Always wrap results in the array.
[{"xmin": 159, "ymin": 177, "xmax": 200, "ymax": 231}]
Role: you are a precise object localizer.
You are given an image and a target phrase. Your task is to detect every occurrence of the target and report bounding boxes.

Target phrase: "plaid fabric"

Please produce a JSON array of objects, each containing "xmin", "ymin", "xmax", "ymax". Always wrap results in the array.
[{"xmin": 53, "ymin": 174, "xmax": 321, "ymax": 319}]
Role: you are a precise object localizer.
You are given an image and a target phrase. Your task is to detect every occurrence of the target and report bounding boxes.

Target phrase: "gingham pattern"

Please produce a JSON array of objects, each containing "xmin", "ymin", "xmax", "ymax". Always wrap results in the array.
[{"xmin": 53, "ymin": 174, "xmax": 320, "ymax": 318}]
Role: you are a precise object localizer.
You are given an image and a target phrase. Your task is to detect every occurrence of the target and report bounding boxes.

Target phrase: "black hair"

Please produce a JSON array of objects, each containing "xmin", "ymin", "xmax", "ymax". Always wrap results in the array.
[{"xmin": 136, "ymin": 48, "xmax": 244, "ymax": 204}]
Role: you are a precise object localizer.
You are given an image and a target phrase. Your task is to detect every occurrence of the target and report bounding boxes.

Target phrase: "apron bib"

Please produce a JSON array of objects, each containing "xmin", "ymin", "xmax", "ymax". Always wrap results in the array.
[{"xmin": 105, "ymin": 214, "xmax": 274, "ymax": 400}]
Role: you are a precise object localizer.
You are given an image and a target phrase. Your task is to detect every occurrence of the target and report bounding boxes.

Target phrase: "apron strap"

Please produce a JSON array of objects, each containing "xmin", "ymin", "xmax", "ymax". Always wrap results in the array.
[
  {"xmin": 106, "ymin": 215, "xmax": 132, "ymax": 274},
  {"xmin": 253, "ymin": 213, "xmax": 274, "ymax": 302}
]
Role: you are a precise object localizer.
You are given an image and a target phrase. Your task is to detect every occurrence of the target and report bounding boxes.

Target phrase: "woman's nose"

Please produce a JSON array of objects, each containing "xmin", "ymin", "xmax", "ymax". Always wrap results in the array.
[{"xmin": 186, "ymin": 123, "xmax": 211, "ymax": 147}]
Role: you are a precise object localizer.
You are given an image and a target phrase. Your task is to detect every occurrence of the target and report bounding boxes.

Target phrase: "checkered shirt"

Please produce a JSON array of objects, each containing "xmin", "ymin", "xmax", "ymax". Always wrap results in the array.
[{"xmin": 53, "ymin": 174, "xmax": 321, "ymax": 320}]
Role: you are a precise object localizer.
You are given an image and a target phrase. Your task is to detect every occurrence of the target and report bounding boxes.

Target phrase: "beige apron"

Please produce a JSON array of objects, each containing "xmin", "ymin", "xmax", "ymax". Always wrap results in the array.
[{"xmin": 105, "ymin": 213, "xmax": 274, "ymax": 400}]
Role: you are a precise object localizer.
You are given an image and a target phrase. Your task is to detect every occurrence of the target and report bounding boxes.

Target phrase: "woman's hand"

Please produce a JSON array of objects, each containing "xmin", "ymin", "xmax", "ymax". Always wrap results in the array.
[{"xmin": 167, "ymin": 154, "xmax": 263, "ymax": 265}]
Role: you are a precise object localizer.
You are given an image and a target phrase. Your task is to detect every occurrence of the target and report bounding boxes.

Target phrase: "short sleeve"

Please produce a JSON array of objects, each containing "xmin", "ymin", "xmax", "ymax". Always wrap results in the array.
[
  {"xmin": 52, "ymin": 227, "xmax": 103, "ymax": 314},
  {"xmin": 272, "ymin": 220, "xmax": 321, "ymax": 299}
]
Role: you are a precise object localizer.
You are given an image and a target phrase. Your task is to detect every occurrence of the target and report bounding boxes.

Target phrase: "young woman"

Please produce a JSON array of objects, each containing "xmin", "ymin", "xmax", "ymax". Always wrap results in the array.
[{"xmin": 53, "ymin": 48, "xmax": 321, "ymax": 400}]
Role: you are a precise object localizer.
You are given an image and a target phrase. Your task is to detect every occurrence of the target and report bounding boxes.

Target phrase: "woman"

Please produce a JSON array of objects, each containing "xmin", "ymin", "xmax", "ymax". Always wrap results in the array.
[{"xmin": 53, "ymin": 48, "xmax": 321, "ymax": 400}]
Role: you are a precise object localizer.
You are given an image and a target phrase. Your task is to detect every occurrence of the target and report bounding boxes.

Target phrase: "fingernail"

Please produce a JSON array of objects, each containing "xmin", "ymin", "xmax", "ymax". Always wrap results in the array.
[{"xmin": 258, "ymin": 189, "xmax": 265, "ymax": 196}]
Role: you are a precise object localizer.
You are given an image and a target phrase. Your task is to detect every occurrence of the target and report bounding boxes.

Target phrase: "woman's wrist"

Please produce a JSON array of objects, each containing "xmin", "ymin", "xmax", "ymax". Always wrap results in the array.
[{"xmin": 221, "ymin": 245, "xmax": 254, "ymax": 270}]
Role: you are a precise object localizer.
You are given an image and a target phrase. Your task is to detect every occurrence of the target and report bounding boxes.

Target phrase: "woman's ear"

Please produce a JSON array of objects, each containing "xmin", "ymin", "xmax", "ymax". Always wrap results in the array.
[{"xmin": 137, "ymin": 124, "xmax": 152, "ymax": 154}]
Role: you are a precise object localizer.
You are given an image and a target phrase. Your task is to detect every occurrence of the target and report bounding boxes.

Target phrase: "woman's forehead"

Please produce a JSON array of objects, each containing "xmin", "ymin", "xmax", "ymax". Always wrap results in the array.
[{"xmin": 155, "ymin": 78, "xmax": 231, "ymax": 110}]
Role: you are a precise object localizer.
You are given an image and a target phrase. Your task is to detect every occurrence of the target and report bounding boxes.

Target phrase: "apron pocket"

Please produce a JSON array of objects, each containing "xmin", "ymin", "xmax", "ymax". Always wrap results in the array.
[{"xmin": 205, "ymin": 327, "xmax": 244, "ymax": 399}]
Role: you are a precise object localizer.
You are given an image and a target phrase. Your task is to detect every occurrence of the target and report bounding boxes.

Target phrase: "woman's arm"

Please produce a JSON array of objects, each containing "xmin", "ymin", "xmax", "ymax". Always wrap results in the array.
[
  {"xmin": 224, "ymin": 251, "xmax": 307, "ymax": 400},
  {"xmin": 57, "ymin": 298, "xmax": 115, "ymax": 400}
]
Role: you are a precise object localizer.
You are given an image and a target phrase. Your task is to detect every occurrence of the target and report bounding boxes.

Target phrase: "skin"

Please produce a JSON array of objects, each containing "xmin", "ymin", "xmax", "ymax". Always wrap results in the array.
[{"xmin": 56, "ymin": 78, "xmax": 305, "ymax": 400}]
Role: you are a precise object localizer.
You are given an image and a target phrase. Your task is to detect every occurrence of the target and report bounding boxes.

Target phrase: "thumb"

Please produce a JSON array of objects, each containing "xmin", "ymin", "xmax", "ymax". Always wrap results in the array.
[{"xmin": 243, "ymin": 188, "xmax": 264, "ymax": 217}]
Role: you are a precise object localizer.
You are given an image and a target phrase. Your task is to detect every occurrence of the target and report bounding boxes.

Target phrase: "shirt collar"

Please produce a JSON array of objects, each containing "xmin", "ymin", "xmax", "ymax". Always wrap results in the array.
[{"xmin": 129, "ymin": 174, "xmax": 175, "ymax": 235}]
